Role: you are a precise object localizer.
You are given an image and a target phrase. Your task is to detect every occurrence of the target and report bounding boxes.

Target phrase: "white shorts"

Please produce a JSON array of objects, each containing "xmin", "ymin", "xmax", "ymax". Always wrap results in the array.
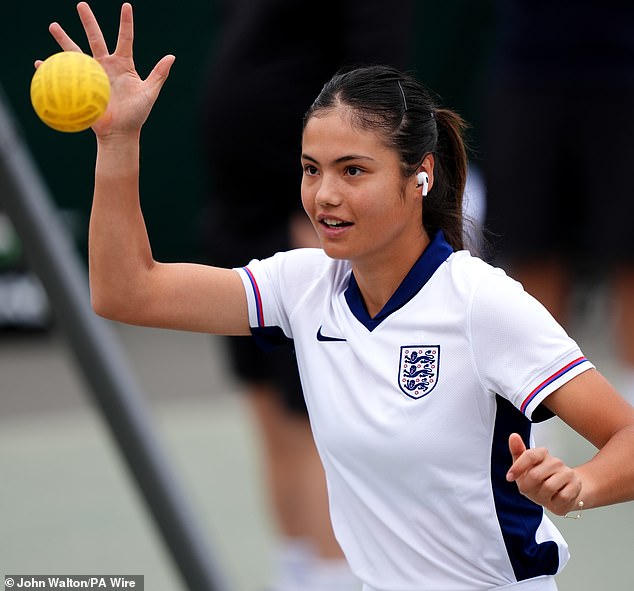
[{"xmin": 362, "ymin": 575, "xmax": 558, "ymax": 591}]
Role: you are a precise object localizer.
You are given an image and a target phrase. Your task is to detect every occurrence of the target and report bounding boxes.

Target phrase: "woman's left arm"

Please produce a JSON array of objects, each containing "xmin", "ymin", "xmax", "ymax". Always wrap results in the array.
[{"xmin": 506, "ymin": 368, "xmax": 634, "ymax": 515}]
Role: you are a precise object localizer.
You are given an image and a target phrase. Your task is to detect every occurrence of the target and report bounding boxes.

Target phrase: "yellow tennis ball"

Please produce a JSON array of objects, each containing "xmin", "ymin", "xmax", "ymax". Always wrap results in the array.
[{"xmin": 30, "ymin": 52, "xmax": 110, "ymax": 133}]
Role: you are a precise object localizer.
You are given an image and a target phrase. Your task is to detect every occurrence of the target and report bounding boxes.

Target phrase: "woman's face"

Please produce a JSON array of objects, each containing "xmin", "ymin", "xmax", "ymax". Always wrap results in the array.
[{"xmin": 301, "ymin": 106, "xmax": 427, "ymax": 269}]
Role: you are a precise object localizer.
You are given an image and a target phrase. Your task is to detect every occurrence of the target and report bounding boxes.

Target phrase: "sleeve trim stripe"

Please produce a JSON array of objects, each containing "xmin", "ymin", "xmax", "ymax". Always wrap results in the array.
[
  {"xmin": 520, "ymin": 356, "xmax": 588, "ymax": 414},
  {"xmin": 241, "ymin": 266, "xmax": 265, "ymax": 327}
]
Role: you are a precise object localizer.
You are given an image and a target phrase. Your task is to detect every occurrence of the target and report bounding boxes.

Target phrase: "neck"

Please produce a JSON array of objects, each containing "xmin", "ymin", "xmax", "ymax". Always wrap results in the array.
[{"xmin": 352, "ymin": 233, "xmax": 430, "ymax": 318}]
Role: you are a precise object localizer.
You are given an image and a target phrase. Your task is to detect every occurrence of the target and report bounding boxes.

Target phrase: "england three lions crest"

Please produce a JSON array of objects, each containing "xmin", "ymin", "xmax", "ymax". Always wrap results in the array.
[{"xmin": 398, "ymin": 346, "xmax": 440, "ymax": 399}]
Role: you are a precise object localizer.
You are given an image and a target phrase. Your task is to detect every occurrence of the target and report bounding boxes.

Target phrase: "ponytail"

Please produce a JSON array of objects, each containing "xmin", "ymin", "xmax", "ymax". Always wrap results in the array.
[{"xmin": 423, "ymin": 108, "xmax": 468, "ymax": 251}]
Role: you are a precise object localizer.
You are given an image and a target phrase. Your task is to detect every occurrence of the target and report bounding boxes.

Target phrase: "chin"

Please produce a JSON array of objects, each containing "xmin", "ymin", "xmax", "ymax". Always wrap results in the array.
[{"xmin": 320, "ymin": 242, "xmax": 351, "ymax": 261}]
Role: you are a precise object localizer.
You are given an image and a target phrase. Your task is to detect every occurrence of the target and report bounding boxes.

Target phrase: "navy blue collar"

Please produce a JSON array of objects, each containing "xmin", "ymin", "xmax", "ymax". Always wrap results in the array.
[{"xmin": 344, "ymin": 231, "xmax": 454, "ymax": 331}]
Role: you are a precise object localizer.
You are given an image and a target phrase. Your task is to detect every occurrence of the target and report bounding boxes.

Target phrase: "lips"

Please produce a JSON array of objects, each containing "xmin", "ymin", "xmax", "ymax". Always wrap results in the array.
[{"xmin": 318, "ymin": 215, "xmax": 353, "ymax": 230}]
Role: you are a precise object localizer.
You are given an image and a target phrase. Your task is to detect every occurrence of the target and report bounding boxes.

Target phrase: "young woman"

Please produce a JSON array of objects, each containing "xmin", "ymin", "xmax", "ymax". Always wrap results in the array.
[{"xmin": 42, "ymin": 4, "xmax": 634, "ymax": 590}]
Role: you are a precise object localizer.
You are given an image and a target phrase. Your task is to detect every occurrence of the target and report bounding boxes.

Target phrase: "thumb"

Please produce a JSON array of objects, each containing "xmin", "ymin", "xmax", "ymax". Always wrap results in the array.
[
  {"xmin": 508, "ymin": 433, "xmax": 527, "ymax": 463},
  {"xmin": 146, "ymin": 54, "xmax": 176, "ymax": 93}
]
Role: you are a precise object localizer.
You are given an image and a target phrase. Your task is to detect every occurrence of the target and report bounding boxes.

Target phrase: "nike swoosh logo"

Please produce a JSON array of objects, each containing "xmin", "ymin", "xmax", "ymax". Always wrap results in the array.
[{"xmin": 316, "ymin": 326, "xmax": 347, "ymax": 342}]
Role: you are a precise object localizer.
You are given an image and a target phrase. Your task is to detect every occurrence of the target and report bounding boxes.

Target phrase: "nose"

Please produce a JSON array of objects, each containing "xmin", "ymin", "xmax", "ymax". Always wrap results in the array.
[{"xmin": 314, "ymin": 173, "xmax": 343, "ymax": 207}]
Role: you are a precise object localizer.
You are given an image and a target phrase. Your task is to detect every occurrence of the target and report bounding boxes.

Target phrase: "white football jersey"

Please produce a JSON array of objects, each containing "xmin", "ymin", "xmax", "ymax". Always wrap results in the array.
[{"xmin": 236, "ymin": 232, "xmax": 593, "ymax": 591}]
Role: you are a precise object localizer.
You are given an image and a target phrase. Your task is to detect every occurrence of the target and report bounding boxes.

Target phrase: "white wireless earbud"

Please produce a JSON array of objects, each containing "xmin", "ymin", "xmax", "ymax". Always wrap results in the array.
[{"xmin": 416, "ymin": 172, "xmax": 429, "ymax": 196}]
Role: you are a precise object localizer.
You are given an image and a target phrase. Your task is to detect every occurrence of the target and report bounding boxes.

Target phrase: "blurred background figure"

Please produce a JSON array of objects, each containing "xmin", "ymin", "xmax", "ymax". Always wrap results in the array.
[
  {"xmin": 482, "ymin": 0, "xmax": 634, "ymax": 411},
  {"xmin": 198, "ymin": 1, "xmax": 414, "ymax": 589}
]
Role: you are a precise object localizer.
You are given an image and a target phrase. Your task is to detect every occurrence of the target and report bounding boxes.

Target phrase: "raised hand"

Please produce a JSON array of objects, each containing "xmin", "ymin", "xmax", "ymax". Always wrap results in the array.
[
  {"xmin": 38, "ymin": 2, "xmax": 175, "ymax": 136},
  {"xmin": 506, "ymin": 432, "xmax": 583, "ymax": 516}
]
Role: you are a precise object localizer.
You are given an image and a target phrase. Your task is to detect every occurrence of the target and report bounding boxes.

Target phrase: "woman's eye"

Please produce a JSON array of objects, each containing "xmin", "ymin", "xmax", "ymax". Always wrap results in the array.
[
  {"xmin": 346, "ymin": 166, "xmax": 363, "ymax": 177},
  {"xmin": 303, "ymin": 164, "xmax": 318, "ymax": 176}
]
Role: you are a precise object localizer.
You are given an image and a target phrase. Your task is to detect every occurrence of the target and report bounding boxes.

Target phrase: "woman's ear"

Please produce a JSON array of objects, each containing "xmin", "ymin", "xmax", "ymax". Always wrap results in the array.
[{"xmin": 416, "ymin": 154, "xmax": 435, "ymax": 197}]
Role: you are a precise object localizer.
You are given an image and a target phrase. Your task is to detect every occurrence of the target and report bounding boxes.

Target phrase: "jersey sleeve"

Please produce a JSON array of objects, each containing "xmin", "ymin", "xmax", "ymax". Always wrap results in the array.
[
  {"xmin": 235, "ymin": 254, "xmax": 293, "ymax": 347},
  {"xmin": 235, "ymin": 248, "xmax": 331, "ymax": 348},
  {"xmin": 470, "ymin": 270, "xmax": 594, "ymax": 420}
]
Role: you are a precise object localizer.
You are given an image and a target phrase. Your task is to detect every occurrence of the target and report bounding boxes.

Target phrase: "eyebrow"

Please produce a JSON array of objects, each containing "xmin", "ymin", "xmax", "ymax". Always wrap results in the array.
[{"xmin": 301, "ymin": 153, "xmax": 376, "ymax": 165}]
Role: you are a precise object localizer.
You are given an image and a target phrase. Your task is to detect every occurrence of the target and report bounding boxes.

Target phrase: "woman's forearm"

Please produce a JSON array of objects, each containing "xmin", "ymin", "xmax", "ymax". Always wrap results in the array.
[
  {"xmin": 89, "ymin": 132, "xmax": 155, "ymax": 321},
  {"xmin": 576, "ymin": 424, "xmax": 634, "ymax": 510}
]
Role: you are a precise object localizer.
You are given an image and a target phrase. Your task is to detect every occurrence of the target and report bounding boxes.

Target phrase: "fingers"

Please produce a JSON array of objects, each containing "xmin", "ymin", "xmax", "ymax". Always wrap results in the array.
[
  {"xmin": 47, "ymin": 3, "xmax": 133, "ymax": 59},
  {"xmin": 114, "ymin": 3, "xmax": 134, "ymax": 58},
  {"xmin": 77, "ymin": 2, "xmax": 109, "ymax": 58},
  {"xmin": 48, "ymin": 22, "xmax": 83, "ymax": 53},
  {"xmin": 519, "ymin": 464, "xmax": 581, "ymax": 515},
  {"xmin": 506, "ymin": 433, "xmax": 582, "ymax": 515}
]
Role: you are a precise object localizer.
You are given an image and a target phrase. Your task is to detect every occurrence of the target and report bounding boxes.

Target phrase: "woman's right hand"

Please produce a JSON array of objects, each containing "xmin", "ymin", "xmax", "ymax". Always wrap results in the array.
[{"xmin": 37, "ymin": 2, "xmax": 175, "ymax": 138}]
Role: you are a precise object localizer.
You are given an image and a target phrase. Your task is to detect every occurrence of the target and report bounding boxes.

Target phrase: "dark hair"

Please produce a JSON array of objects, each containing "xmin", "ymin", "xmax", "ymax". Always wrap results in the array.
[{"xmin": 304, "ymin": 65, "xmax": 470, "ymax": 252}]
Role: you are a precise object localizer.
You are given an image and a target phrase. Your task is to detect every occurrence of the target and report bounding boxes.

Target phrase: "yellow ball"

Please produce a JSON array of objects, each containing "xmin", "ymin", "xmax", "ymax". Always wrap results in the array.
[{"xmin": 30, "ymin": 52, "xmax": 110, "ymax": 133}]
